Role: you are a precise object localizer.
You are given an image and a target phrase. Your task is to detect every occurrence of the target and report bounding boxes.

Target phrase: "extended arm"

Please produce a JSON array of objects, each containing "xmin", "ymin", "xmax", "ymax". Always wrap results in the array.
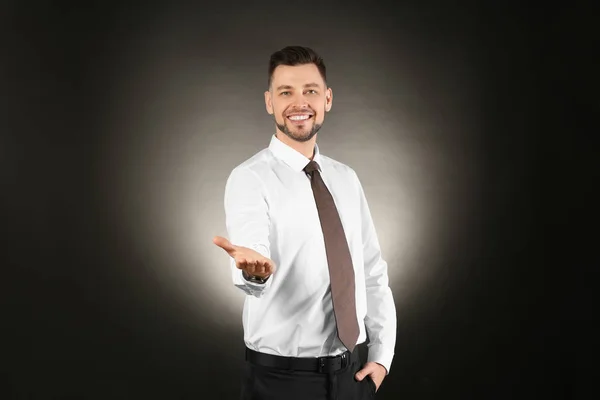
[{"xmin": 223, "ymin": 166, "xmax": 273, "ymax": 297}]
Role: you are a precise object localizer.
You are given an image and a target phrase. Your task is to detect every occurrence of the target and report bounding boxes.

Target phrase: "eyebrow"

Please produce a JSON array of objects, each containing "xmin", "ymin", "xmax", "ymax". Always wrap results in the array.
[{"xmin": 275, "ymin": 83, "xmax": 322, "ymax": 91}]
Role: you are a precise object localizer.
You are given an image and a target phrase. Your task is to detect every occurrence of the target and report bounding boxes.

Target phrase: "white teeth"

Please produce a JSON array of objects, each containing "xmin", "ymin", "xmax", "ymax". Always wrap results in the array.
[{"xmin": 288, "ymin": 115, "xmax": 310, "ymax": 121}]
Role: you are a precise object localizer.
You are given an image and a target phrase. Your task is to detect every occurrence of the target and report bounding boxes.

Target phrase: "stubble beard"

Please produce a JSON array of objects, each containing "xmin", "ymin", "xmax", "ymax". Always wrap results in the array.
[{"xmin": 275, "ymin": 116, "xmax": 323, "ymax": 143}]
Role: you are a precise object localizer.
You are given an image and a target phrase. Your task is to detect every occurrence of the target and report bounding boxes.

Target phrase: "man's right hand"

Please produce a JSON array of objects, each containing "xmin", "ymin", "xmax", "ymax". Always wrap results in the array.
[{"xmin": 213, "ymin": 236, "xmax": 275, "ymax": 279}]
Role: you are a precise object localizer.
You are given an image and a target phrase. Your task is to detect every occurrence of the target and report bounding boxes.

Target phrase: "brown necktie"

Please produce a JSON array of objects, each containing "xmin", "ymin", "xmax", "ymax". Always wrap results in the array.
[{"xmin": 304, "ymin": 160, "xmax": 360, "ymax": 352}]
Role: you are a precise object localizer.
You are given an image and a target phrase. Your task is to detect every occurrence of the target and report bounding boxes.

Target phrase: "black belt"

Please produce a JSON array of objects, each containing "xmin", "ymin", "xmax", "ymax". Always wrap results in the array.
[{"xmin": 245, "ymin": 347, "xmax": 359, "ymax": 373}]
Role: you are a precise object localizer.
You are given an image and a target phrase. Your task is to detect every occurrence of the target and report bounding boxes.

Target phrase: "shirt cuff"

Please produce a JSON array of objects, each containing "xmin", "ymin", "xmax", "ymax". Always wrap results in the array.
[
  {"xmin": 232, "ymin": 264, "xmax": 272, "ymax": 297},
  {"xmin": 367, "ymin": 344, "xmax": 394, "ymax": 375}
]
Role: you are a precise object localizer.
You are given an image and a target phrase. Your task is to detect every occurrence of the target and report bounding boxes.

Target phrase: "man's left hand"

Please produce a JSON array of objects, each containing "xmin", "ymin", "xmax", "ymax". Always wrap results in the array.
[{"xmin": 355, "ymin": 362, "xmax": 387, "ymax": 392}]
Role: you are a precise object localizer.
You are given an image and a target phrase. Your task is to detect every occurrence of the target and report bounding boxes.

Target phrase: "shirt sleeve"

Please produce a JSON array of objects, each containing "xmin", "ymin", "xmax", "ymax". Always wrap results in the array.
[
  {"xmin": 353, "ymin": 170, "xmax": 397, "ymax": 374},
  {"xmin": 224, "ymin": 166, "xmax": 273, "ymax": 298}
]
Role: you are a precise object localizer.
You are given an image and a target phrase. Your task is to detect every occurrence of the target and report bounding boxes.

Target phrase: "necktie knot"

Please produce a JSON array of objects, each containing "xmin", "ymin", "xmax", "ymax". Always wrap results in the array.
[{"xmin": 304, "ymin": 161, "xmax": 320, "ymax": 175}]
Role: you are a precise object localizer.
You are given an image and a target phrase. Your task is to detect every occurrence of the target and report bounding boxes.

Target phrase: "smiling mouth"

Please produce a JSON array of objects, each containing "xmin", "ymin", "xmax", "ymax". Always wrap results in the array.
[{"xmin": 287, "ymin": 114, "xmax": 313, "ymax": 122}]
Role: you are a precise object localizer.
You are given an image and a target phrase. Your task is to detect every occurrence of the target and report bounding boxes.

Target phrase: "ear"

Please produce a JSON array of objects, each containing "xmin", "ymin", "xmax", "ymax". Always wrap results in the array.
[
  {"xmin": 325, "ymin": 87, "xmax": 333, "ymax": 112},
  {"xmin": 265, "ymin": 90, "xmax": 273, "ymax": 115}
]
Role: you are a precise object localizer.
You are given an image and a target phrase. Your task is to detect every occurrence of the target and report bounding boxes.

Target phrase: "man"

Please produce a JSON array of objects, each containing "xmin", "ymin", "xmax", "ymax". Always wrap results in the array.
[{"xmin": 213, "ymin": 46, "xmax": 396, "ymax": 400}]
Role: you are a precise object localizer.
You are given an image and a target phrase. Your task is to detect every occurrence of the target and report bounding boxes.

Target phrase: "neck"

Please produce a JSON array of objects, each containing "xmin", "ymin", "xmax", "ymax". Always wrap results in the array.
[{"xmin": 275, "ymin": 131, "xmax": 317, "ymax": 160}]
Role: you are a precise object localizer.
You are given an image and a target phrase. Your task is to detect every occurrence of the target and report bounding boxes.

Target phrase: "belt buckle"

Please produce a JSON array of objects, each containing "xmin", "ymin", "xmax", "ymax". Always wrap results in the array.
[
  {"xmin": 318, "ymin": 357, "xmax": 328, "ymax": 373},
  {"xmin": 340, "ymin": 352, "xmax": 348, "ymax": 369}
]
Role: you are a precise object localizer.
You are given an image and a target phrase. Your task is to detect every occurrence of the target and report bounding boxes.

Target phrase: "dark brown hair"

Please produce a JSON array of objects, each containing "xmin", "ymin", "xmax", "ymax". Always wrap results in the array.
[{"xmin": 268, "ymin": 46, "xmax": 327, "ymax": 88}]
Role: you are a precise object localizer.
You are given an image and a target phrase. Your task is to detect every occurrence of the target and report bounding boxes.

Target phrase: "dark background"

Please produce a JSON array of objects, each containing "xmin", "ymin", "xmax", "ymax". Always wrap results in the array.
[{"xmin": 2, "ymin": 1, "xmax": 594, "ymax": 399}]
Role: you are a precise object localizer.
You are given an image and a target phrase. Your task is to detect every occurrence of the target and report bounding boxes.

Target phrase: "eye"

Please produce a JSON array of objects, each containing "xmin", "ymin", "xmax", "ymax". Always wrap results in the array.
[
  {"xmin": 280, "ymin": 91, "xmax": 290, "ymax": 96},
  {"xmin": 306, "ymin": 89, "xmax": 318, "ymax": 95}
]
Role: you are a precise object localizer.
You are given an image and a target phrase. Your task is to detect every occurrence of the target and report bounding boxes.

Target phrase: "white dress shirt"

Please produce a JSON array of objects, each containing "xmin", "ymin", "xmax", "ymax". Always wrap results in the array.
[{"xmin": 224, "ymin": 134, "xmax": 397, "ymax": 373}]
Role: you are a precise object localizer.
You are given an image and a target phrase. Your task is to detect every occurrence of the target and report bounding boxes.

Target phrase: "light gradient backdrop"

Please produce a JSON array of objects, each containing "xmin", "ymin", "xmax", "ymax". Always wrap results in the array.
[{"xmin": 3, "ymin": 1, "xmax": 590, "ymax": 399}]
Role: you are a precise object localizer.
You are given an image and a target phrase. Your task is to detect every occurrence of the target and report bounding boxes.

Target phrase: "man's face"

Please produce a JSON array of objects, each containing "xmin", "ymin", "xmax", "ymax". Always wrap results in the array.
[{"xmin": 265, "ymin": 64, "xmax": 332, "ymax": 143}]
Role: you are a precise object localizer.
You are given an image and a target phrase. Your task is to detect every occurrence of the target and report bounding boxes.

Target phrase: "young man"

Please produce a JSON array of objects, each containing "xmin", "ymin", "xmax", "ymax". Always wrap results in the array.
[{"xmin": 213, "ymin": 46, "xmax": 396, "ymax": 400}]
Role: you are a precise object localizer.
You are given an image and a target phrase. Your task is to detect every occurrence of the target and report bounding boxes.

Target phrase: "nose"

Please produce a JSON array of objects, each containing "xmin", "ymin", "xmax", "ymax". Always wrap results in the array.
[{"xmin": 291, "ymin": 92, "xmax": 309, "ymax": 107}]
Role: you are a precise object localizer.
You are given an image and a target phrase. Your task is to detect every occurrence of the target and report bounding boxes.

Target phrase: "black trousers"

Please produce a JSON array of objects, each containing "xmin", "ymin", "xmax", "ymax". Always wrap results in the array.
[{"xmin": 240, "ymin": 348, "xmax": 377, "ymax": 400}]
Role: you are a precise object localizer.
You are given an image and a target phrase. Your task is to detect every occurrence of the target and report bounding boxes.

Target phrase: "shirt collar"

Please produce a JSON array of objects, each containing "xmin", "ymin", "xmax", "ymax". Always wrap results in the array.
[{"xmin": 268, "ymin": 134, "xmax": 323, "ymax": 172}]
